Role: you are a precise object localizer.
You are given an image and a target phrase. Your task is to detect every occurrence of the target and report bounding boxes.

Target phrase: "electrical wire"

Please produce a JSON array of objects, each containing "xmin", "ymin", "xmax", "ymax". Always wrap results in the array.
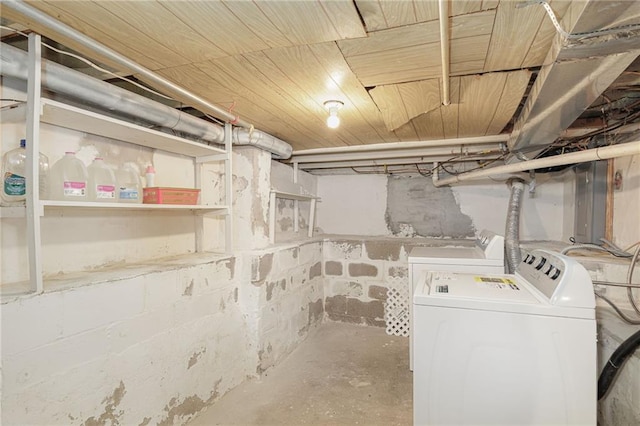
[
  {"xmin": 623, "ymin": 241, "xmax": 640, "ymax": 253},
  {"xmin": 594, "ymin": 280, "xmax": 640, "ymax": 289},
  {"xmin": 596, "ymin": 292, "xmax": 640, "ymax": 325},
  {"xmin": 0, "ymin": 25, "xmax": 174, "ymax": 101},
  {"xmin": 348, "ymin": 150, "xmax": 507, "ymax": 176},
  {"xmin": 626, "ymin": 245, "xmax": 640, "ymax": 315},
  {"xmin": 561, "ymin": 243, "xmax": 632, "ymax": 258}
]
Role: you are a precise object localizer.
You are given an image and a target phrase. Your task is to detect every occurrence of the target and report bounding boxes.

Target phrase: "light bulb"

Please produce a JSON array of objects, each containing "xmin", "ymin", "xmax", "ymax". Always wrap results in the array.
[
  {"xmin": 326, "ymin": 113, "xmax": 340, "ymax": 129},
  {"xmin": 324, "ymin": 100, "xmax": 344, "ymax": 129}
]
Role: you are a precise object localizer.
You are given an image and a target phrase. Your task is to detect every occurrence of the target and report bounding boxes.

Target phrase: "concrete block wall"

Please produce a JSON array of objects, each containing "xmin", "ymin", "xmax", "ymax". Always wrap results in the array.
[
  {"xmin": 1, "ymin": 255, "xmax": 249, "ymax": 425},
  {"xmin": 242, "ymin": 241, "xmax": 324, "ymax": 374},
  {"xmin": 322, "ymin": 237, "xmax": 461, "ymax": 326}
]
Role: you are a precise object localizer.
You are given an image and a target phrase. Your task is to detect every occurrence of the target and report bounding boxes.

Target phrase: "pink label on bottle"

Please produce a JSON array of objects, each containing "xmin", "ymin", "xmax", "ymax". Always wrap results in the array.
[
  {"xmin": 63, "ymin": 181, "xmax": 86, "ymax": 197},
  {"xmin": 96, "ymin": 185, "xmax": 116, "ymax": 199}
]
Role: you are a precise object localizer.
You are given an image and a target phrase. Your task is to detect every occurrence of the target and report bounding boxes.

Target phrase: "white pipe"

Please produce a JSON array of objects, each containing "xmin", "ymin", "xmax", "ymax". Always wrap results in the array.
[
  {"xmin": 3, "ymin": 0, "xmax": 254, "ymax": 129},
  {"xmin": 291, "ymin": 144, "xmax": 501, "ymax": 164},
  {"xmin": 439, "ymin": 0, "xmax": 450, "ymax": 106},
  {"xmin": 291, "ymin": 135, "xmax": 509, "ymax": 156},
  {"xmin": 433, "ymin": 141, "xmax": 640, "ymax": 186},
  {"xmin": 299, "ymin": 155, "xmax": 503, "ymax": 170}
]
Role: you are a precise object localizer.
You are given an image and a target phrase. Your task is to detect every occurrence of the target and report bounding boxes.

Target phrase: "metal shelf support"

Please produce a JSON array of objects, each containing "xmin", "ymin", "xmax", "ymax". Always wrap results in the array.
[{"xmin": 26, "ymin": 33, "xmax": 43, "ymax": 294}]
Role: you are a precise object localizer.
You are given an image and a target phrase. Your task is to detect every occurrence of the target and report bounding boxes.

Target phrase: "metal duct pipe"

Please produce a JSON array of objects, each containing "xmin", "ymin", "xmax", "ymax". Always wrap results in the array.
[
  {"xmin": 2, "ymin": 0, "xmax": 254, "ymax": 129},
  {"xmin": 433, "ymin": 141, "xmax": 640, "ymax": 186},
  {"xmin": 1, "ymin": 42, "xmax": 293, "ymax": 159},
  {"xmin": 505, "ymin": 178, "xmax": 525, "ymax": 274},
  {"xmin": 232, "ymin": 128, "xmax": 292, "ymax": 160},
  {"xmin": 438, "ymin": 0, "xmax": 450, "ymax": 106},
  {"xmin": 1, "ymin": 42, "xmax": 223, "ymax": 142}
]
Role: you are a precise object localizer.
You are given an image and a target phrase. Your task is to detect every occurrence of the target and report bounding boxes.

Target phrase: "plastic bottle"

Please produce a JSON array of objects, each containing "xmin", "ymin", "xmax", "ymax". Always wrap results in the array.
[
  {"xmin": 49, "ymin": 151, "xmax": 88, "ymax": 201},
  {"xmin": 87, "ymin": 157, "xmax": 116, "ymax": 202},
  {"xmin": 117, "ymin": 163, "xmax": 142, "ymax": 203},
  {"xmin": 1, "ymin": 138, "xmax": 50, "ymax": 203},
  {"xmin": 145, "ymin": 164, "xmax": 156, "ymax": 188}
]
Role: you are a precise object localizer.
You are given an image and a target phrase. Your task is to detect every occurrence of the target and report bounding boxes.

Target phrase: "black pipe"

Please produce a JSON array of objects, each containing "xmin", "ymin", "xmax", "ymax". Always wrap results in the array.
[{"xmin": 598, "ymin": 329, "xmax": 640, "ymax": 400}]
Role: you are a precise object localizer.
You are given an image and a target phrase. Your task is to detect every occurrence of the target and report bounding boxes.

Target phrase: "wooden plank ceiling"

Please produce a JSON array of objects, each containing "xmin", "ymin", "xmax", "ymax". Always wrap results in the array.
[{"xmin": 3, "ymin": 0, "xmax": 573, "ymax": 151}]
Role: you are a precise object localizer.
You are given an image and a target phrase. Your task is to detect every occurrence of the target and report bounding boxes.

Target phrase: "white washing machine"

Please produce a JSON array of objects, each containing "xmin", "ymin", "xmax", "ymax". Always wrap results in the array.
[
  {"xmin": 413, "ymin": 249, "xmax": 596, "ymax": 426},
  {"xmin": 408, "ymin": 230, "xmax": 505, "ymax": 369}
]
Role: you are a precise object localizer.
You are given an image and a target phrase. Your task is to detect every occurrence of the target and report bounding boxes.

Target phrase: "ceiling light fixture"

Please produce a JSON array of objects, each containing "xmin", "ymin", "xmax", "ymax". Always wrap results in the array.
[{"xmin": 324, "ymin": 100, "xmax": 344, "ymax": 129}]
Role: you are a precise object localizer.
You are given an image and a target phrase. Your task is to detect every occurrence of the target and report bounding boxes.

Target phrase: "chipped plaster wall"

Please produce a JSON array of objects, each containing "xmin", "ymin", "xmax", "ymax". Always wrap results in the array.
[
  {"xmin": 1, "ymin": 238, "xmax": 325, "ymax": 425},
  {"xmin": 230, "ymin": 147, "xmax": 271, "ymax": 250},
  {"xmin": 1, "ymin": 255, "xmax": 250, "ymax": 426},
  {"xmin": 317, "ymin": 173, "xmax": 571, "ymax": 240},
  {"xmin": 242, "ymin": 241, "xmax": 324, "ymax": 374},
  {"xmin": 386, "ymin": 176, "xmax": 474, "ymax": 237}
]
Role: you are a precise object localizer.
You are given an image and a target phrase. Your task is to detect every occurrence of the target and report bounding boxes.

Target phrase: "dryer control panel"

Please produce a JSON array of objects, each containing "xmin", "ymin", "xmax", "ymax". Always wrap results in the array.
[
  {"xmin": 475, "ymin": 230, "xmax": 504, "ymax": 260},
  {"xmin": 516, "ymin": 249, "xmax": 595, "ymax": 309}
]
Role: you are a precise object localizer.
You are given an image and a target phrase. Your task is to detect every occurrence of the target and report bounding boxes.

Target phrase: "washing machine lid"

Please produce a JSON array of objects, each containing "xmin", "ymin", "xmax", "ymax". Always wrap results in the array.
[
  {"xmin": 408, "ymin": 247, "xmax": 503, "ymax": 267},
  {"xmin": 414, "ymin": 271, "xmax": 594, "ymax": 319}
]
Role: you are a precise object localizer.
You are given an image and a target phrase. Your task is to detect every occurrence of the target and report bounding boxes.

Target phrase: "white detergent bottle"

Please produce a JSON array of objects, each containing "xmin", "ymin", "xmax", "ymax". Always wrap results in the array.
[
  {"xmin": 49, "ymin": 151, "xmax": 88, "ymax": 201},
  {"xmin": 88, "ymin": 157, "xmax": 116, "ymax": 202},
  {"xmin": 117, "ymin": 163, "xmax": 142, "ymax": 203},
  {"xmin": 2, "ymin": 138, "xmax": 50, "ymax": 203}
]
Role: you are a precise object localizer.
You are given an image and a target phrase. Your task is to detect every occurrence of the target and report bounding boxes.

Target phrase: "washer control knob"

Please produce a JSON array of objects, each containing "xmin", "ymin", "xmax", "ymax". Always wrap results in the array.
[
  {"xmin": 551, "ymin": 268, "xmax": 562, "ymax": 280},
  {"xmin": 536, "ymin": 257, "xmax": 547, "ymax": 270}
]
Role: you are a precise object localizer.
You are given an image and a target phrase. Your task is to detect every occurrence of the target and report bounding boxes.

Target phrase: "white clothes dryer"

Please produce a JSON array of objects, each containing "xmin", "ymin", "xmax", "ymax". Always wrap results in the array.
[
  {"xmin": 413, "ymin": 249, "xmax": 596, "ymax": 425},
  {"xmin": 408, "ymin": 230, "xmax": 505, "ymax": 369}
]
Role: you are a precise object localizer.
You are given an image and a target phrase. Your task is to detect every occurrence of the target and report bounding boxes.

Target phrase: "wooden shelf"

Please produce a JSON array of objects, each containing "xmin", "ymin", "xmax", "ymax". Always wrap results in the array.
[
  {"xmin": 270, "ymin": 190, "xmax": 318, "ymax": 201},
  {"xmin": 269, "ymin": 190, "xmax": 318, "ymax": 243},
  {"xmin": 2, "ymin": 99, "xmax": 226, "ymax": 158},
  {"xmin": 41, "ymin": 200, "xmax": 228, "ymax": 212},
  {"xmin": 0, "ymin": 206, "xmax": 27, "ymax": 218},
  {"xmin": 2, "ymin": 203, "xmax": 229, "ymax": 217},
  {"xmin": 9, "ymin": 37, "xmax": 233, "ymax": 293}
]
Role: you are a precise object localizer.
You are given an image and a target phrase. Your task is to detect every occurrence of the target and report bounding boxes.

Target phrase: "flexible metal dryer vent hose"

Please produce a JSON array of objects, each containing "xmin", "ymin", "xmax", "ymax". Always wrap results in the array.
[{"xmin": 505, "ymin": 178, "xmax": 526, "ymax": 273}]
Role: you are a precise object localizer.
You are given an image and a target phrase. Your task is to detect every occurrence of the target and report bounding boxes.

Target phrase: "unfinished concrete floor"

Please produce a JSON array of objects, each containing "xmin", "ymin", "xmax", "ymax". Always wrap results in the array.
[{"xmin": 189, "ymin": 322, "xmax": 412, "ymax": 425}]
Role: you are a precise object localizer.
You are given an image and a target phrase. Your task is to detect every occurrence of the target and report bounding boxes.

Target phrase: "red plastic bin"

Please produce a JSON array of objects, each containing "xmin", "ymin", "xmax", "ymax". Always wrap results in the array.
[{"xmin": 143, "ymin": 187, "xmax": 200, "ymax": 205}]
